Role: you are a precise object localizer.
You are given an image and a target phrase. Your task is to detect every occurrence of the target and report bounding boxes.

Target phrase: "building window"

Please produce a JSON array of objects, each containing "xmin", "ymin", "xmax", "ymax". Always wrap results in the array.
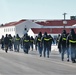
[
  {"xmin": 6, "ymin": 29, "xmax": 7, "ymax": 32},
  {"xmin": 4, "ymin": 29, "xmax": 5, "ymax": 32},
  {"xmin": 12, "ymin": 28, "xmax": 13, "ymax": 31},
  {"xmin": 10, "ymin": 28, "xmax": 11, "ymax": 32},
  {"xmin": 8, "ymin": 28, "xmax": 9, "ymax": 32},
  {"xmin": 4, "ymin": 28, "xmax": 14, "ymax": 32},
  {"xmin": 14, "ymin": 28, "xmax": 15, "ymax": 31}
]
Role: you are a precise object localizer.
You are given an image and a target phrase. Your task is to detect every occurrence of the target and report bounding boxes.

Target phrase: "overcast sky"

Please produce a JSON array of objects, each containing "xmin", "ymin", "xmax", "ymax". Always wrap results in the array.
[{"xmin": 0, "ymin": 0, "xmax": 76, "ymax": 24}]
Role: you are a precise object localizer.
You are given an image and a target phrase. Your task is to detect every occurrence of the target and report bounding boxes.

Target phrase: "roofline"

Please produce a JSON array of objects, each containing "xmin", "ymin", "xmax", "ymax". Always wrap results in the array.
[{"xmin": 0, "ymin": 19, "xmax": 26, "ymax": 28}]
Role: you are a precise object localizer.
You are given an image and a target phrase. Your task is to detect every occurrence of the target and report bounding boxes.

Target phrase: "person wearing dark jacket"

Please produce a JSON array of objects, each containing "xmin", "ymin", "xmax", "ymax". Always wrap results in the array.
[
  {"xmin": 42, "ymin": 32, "xmax": 50, "ymax": 58},
  {"xmin": 4, "ymin": 34, "xmax": 9, "ymax": 53},
  {"xmin": 14, "ymin": 34, "xmax": 21, "ymax": 52},
  {"xmin": 8, "ymin": 34, "xmax": 13, "ymax": 51},
  {"xmin": 58, "ymin": 30, "xmax": 69, "ymax": 61},
  {"xmin": 1, "ymin": 35, "xmax": 4, "ymax": 50},
  {"xmin": 36, "ymin": 32, "xmax": 43, "ymax": 57},
  {"xmin": 23, "ymin": 33, "xmax": 30, "ymax": 54},
  {"xmin": 30, "ymin": 36, "xmax": 34, "ymax": 51},
  {"xmin": 67, "ymin": 29, "xmax": 76, "ymax": 63},
  {"xmin": 34, "ymin": 36, "xmax": 37, "ymax": 50},
  {"xmin": 48, "ymin": 34, "xmax": 54, "ymax": 53},
  {"xmin": 57, "ymin": 34, "xmax": 61, "ymax": 53}
]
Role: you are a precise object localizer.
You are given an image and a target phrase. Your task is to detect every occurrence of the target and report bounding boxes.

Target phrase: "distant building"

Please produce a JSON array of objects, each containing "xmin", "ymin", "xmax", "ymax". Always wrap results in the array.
[
  {"xmin": 32, "ymin": 19, "xmax": 76, "ymax": 37},
  {"xmin": 0, "ymin": 19, "xmax": 41, "ymax": 38},
  {"xmin": 0, "ymin": 19, "xmax": 76, "ymax": 38}
]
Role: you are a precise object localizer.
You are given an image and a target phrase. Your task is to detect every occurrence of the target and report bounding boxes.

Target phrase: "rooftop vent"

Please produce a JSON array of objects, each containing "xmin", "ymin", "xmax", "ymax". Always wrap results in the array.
[{"xmin": 70, "ymin": 16, "xmax": 76, "ymax": 20}]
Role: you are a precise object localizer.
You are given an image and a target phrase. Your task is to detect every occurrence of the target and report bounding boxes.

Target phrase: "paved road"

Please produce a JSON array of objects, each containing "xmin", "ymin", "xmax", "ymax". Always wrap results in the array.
[{"xmin": 0, "ymin": 46, "xmax": 76, "ymax": 75}]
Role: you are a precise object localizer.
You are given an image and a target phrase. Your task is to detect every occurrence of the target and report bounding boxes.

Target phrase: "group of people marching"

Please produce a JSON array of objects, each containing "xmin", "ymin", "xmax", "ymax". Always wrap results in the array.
[
  {"xmin": 58, "ymin": 29, "xmax": 76, "ymax": 63},
  {"xmin": 0, "ymin": 33, "xmax": 35, "ymax": 54},
  {"xmin": 36, "ymin": 32, "xmax": 54, "ymax": 58},
  {"xmin": 0, "ymin": 29, "xmax": 76, "ymax": 63},
  {"xmin": 0, "ymin": 32, "xmax": 54, "ymax": 58},
  {"xmin": 1, "ymin": 34, "xmax": 21, "ymax": 53}
]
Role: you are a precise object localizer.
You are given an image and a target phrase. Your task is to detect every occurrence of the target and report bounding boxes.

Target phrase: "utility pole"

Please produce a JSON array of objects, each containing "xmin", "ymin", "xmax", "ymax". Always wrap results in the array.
[
  {"xmin": 63, "ymin": 13, "xmax": 67, "ymax": 20},
  {"xmin": 63, "ymin": 13, "xmax": 67, "ymax": 29}
]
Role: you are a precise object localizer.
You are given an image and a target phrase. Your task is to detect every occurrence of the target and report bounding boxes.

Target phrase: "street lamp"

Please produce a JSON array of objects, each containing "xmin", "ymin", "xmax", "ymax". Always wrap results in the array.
[{"xmin": 63, "ymin": 13, "xmax": 67, "ymax": 29}]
